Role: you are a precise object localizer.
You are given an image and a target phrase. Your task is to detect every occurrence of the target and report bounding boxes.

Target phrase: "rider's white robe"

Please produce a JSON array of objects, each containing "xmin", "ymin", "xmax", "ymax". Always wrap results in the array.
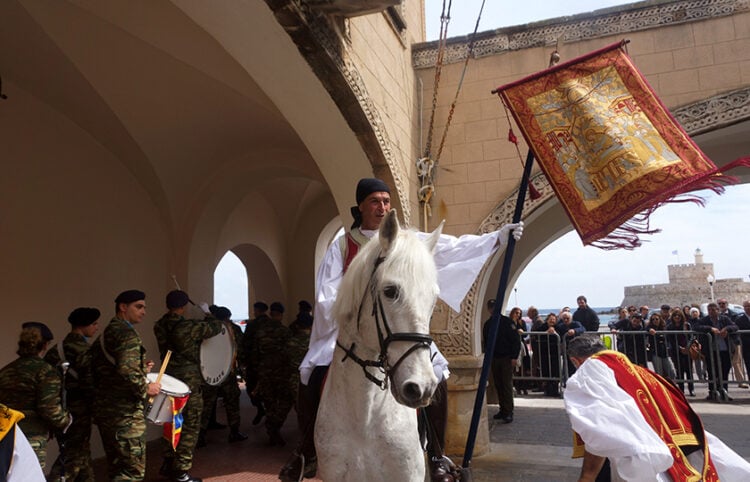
[{"xmin": 300, "ymin": 227, "xmax": 506, "ymax": 385}]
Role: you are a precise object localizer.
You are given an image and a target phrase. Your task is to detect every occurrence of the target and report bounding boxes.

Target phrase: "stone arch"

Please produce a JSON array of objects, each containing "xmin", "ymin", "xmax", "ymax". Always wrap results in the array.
[{"xmin": 230, "ymin": 244, "xmax": 284, "ymax": 309}]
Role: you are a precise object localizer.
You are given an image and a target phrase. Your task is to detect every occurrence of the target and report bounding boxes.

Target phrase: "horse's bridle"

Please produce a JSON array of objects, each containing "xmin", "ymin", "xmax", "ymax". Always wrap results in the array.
[{"xmin": 336, "ymin": 254, "xmax": 434, "ymax": 390}]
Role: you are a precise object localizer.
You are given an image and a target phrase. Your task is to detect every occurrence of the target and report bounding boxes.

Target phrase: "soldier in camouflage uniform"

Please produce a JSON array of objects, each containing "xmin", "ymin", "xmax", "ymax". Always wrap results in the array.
[
  {"xmin": 0, "ymin": 322, "xmax": 72, "ymax": 470},
  {"xmin": 287, "ymin": 311, "xmax": 312, "ymax": 431},
  {"xmin": 90, "ymin": 290, "xmax": 161, "ymax": 481},
  {"xmin": 197, "ymin": 305, "xmax": 247, "ymax": 447},
  {"xmin": 44, "ymin": 307, "xmax": 100, "ymax": 481},
  {"xmin": 240, "ymin": 301, "xmax": 269, "ymax": 425},
  {"xmin": 251, "ymin": 301, "xmax": 293, "ymax": 446},
  {"xmin": 154, "ymin": 290, "xmax": 223, "ymax": 482}
]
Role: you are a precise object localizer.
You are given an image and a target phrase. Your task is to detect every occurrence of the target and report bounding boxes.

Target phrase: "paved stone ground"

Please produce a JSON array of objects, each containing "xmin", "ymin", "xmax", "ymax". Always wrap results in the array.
[{"xmin": 90, "ymin": 385, "xmax": 750, "ymax": 481}]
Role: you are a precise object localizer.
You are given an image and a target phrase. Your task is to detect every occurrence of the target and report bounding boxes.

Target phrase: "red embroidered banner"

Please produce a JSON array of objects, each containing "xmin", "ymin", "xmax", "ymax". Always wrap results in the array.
[{"xmin": 495, "ymin": 41, "xmax": 749, "ymax": 248}]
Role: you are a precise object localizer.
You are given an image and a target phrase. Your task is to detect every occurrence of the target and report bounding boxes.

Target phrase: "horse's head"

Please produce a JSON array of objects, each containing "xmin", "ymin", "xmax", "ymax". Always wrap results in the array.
[{"xmin": 335, "ymin": 210, "xmax": 441, "ymax": 408}]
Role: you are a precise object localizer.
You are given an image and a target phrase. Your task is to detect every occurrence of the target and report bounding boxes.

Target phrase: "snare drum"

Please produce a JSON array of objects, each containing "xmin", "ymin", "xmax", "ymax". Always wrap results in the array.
[
  {"xmin": 200, "ymin": 321, "xmax": 236, "ymax": 386},
  {"xmin": 146, "ymin": 372, "xmax": 190, "ymax": 425}
]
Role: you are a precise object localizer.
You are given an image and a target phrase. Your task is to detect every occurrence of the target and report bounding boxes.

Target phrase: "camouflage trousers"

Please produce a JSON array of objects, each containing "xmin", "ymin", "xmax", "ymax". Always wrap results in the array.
[
  {"xmin": 258, "ymin": 377, "xmax": 295, "ymax": 434},
  {"xmin": 49, "ymin": 407, "xmax": 94, "ymax": 482},
  {"xmin": 162, "ymin": 385, "xmax": 203, "ymax": 472},
  {"xmin": 95, "ymin": 412, "xmax": 146, "ymax": 481},
  {"xmin": 201, "ymin": 376, "xmax": 241, "ymax": 429},
  {"xmin": 26, "ymin": 434, "xmax": 49, "ymax": 470}
]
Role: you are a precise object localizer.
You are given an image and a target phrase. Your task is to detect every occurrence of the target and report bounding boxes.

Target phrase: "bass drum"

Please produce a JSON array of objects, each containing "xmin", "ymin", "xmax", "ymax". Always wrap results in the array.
[{"xmin": 200, "ymin": 321, "xmax": 236, "ymax": 386}]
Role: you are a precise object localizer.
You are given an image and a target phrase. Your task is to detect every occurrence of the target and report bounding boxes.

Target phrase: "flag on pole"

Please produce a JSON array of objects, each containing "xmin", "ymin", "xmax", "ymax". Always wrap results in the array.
[
  {"xmin": 163, "ymin": 393, "xmax": 189, "ymax": 450},
  {"xmin": 495, "ymin": 40, "xmax": 749, "ymax": 249}
]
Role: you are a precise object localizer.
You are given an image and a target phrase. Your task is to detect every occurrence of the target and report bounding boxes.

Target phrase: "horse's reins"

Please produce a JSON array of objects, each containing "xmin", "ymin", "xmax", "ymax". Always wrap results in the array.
[{"xmin": 337, "ymin": 253, "xmax": 434, "ymax": 390}]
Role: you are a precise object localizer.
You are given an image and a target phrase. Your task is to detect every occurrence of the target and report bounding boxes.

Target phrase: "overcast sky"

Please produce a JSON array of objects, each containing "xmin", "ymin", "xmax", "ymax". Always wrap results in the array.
[{"xmin": 215, "ymin": 1, "xmax": 750, "ymax": 319}]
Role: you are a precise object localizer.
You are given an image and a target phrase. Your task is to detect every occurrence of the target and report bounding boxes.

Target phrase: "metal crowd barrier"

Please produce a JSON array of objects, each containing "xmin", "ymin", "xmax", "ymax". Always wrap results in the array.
[{"xmin": 509, "ymin": 329, "xmax": 750, "ymax": 403}]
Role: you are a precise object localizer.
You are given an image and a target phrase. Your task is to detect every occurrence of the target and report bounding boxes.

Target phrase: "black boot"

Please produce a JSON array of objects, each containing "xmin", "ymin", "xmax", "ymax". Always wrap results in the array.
[
  {"xmin": 268, "ymin": 427, "xmax": 286, "ymax": 447},
  {"xmin": 429, "ymin": 456, "xmax": 458, "ymax": 482},
  {"xmin": 172, "ymin": 472, "xmax": 202, "ymax": 482},
  {"xmin": 228, "ymin": 424, "xmax": 248, "ymax": 443},
  {"xmin": 252, "ymin": 404, "xmax": 265, "ymax": 425}
]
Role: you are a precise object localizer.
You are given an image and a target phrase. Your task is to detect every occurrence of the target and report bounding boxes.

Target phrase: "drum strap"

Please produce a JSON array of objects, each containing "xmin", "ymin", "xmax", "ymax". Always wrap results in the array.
[
  {"xmin": 98, "ymin": 334, "xmax": 116, "ymax": 366},
  {"xmin": 56, "ymin": 342, "xmax": 79, "ymax": 379}
]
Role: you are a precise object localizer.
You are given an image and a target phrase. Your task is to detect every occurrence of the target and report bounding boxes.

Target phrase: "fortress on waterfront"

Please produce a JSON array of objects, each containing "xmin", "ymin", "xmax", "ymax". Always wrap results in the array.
[{"xmin": 621, "ymin": 249, "xmax": 750, "ymax": 308}]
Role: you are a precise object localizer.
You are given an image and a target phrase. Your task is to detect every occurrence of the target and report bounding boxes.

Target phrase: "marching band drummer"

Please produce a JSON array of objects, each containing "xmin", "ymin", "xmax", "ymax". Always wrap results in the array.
[
  {"xmin": 90, "ymin": 290, "xmax": 160, "ymax": 481},
  {"xmin": 153, "ymin": 290, "xmax": 223, "ymax": 482},
  {"xmin": 0, "ymin": 322, "xmax": 72, "ymax": 471},
  {"xmin": 280, "ymin": 178, "xmax": 524, "ymax": 482}
]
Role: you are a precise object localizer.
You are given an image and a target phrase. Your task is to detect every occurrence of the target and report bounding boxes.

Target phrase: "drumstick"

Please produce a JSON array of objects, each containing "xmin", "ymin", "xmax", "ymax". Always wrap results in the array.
[
  {"xmin": 170, "ymin": 274, "xmax": 196, "ymax": 306},
  {"xmin": 148, "ymin": 350, "xmax": 172, "ymax": 404}
]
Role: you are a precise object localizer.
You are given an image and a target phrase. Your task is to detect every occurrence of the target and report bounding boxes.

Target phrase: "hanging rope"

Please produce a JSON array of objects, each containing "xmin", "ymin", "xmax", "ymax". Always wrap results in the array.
[{"xmin": 419, "ymin": 0, "xmax": 487, "ymax": 231}]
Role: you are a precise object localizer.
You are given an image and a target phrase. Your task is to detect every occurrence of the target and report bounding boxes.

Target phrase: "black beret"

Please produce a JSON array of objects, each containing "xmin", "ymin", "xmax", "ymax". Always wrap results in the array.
[
  {"xmin": 355, "ymin": 178, "xmax": 390, "ymax": 205},
  {"xmin": 68, "ymin": 307, "xmax": 100, "ymax": 327},
  {"xmin": 211, "ymin": 305, "xmax": 232, "ymax": 321},
  {"xmin": 270, "ymin": 302, "xmax": 285, "ymax": 314},
  {"xmin": 166, "ymin": 290, "xmax": 190, "ymax": 309},
  {"xmin": 298, "ymin": 300, "xmax": 312, "ymax": 312},
  {"xmin": 115, "ymin": 290, "xmax": 145, "ymax": 305},
  {"xmin": 253, "ymin": 301, "xmax": 268, "ymax": 311},
  {"xmin": 296, "ymin": 312, "xmax": 313, "ymax": 329},
  {"xmin": 22, "ymin": 321, "xmax": 54, "ymax": 342}
]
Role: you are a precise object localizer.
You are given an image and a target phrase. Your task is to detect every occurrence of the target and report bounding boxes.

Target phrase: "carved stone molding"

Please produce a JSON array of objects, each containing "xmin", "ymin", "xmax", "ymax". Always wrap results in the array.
[
  {"xmin": 674, "ymin": 86, "xmax": 750, "ymax": 135},
  {"xmin": 413, "ymin": 0, "xmax": 750, "ymax": 69},
  {"xmin": 432, "ymin": 174, "xmax": 554, "ymax": 356},
  {"xmin": 267, "ymin": 0, "xmax": 412, "ymax": 224}
]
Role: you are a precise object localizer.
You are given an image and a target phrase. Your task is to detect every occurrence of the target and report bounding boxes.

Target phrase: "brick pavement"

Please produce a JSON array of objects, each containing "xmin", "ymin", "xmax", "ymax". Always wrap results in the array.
[{"xmin": 91, "ymin": 386, "xmax": 750, "ymax": 481}]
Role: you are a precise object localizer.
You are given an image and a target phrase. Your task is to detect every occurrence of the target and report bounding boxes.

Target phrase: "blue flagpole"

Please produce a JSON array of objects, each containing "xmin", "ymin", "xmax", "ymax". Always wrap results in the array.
[{"xmin": 462, "ymin": 149, "xmax": 534, "ymax": 469}]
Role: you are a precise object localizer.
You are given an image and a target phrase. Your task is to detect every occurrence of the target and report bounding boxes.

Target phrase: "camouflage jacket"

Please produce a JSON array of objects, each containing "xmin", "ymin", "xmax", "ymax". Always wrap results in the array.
[
  {"xmin": 90, "ymin": 317, "xmax": 149, "ymax": 410},
  {"xmin": 154, "ymin": 313, "xmax": 223, "ymax": 389},
  {"xmin": 44, "ymin": 332, "xmax": 94, "ymax": 405},
  {"xmin": 252, "ymin": 317, "xmax": 291, "ymax": 377},
  {"xmin": 0, "ymin": 355, "xmax": 71, "ymax": 437},
  {"xmin": 240, "ymin": 315, "xmax": 267, "ymax": 372}
]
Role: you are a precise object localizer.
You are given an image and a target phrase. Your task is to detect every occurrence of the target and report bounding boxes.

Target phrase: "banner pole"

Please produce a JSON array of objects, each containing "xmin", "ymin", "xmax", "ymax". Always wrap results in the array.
[{"xmin": 461, "ymin": 149, "xmax": 534, "ymax": 469}]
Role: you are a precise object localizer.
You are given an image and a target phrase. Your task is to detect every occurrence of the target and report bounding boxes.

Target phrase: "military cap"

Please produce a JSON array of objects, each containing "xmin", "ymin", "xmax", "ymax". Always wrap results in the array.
[
  {"xmin": 212, "ymin": 306, "xmax": 231, "ymax": 321},
  {"xmin": 296, "ymin": 312, "xmax": 313, "ymax": 329},
  {"xmin": 115, "ymin": 289, "xmax": 145, "ymax": 305},
  {"xmin": 253, "ymin": 301, "xmax": 268, "ymax": 311},
  {"xmin": 270, "ymin": 302, "xmax": 285, "ymax": 314},
  {"xmin": 21, "ymin": 321, "xmax": 54, "ymax": 341},
  {"xmin": 166, "ymin": 290, "xmax": 190, "ymax": 309},
  {"xmin": 68, "ymin": 307, "xmax": 100, "ymax": 327},
  {"xmin": 298, "ymin": 300, "xmax": 312, "ymax": 312}
]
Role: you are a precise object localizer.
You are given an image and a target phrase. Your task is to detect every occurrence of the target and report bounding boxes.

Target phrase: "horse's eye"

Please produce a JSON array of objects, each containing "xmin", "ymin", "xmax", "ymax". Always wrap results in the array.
[{"xmin": 383, "ymin": 285, "xmax": 400, "ymax": 300}]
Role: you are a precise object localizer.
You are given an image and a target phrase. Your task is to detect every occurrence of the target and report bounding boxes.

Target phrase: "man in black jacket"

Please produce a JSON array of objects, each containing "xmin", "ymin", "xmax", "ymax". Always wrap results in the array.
[
  {"xmin": 694, "ymin": 302, "xmax": 738, "ymax": 401},
  {"xmin": 482, "ymin": 302, "xmax": 521, "ymax": 424},
  {"xmin": 573, "ymin": 295, "xmax": 600, "ymax": 332}
]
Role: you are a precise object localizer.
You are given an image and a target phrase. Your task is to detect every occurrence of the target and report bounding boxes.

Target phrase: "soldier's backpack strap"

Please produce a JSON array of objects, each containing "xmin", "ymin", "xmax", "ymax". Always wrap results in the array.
[
  {"xmin": 56, "ymin": 341, "xmax": 79, "ymax": 379},
  {"xmin": 98, "ymin": 333, "xmax": 117, "ymax": 365}
]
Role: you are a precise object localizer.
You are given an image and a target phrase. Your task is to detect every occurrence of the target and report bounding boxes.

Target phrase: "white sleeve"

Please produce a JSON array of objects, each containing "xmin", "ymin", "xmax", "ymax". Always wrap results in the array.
[
  {"xmin": 299, "ymin": 236, "xmax": 344, "ymax": 384},
  {"xmin": 703, "ymin": 430, "xmax": 750, "ymax": 481},
  {"xmin": 8, "ymin": 425, "xmax": 45, "ymax": 481},
  {"xmin": 564, "ymin": 359, "xmax": 673, "ymax": 480},
  {"xmin": 429, "ymin": 342, "xmax": 450, "ymax": 381},
  {"xmin": 424, "ymin": 230, "xmax": 504, "ymax": 312}
]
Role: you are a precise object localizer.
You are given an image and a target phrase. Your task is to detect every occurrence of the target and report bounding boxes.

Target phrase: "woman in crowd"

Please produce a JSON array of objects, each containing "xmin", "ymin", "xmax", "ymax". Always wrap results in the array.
[
  {"xmin": 666, "ymin": 308, "xmax": 695, "ymax": 396},
  {"xmin": 533, "ymin": 313, "xmax": 561, "ymax": 396},
  {"xmin": 0, "ymin": 323, "xmax": 72, "ymax": 469},
  {"xmin": 646, "ymin": 313, "xmax": 676, "ymax": 381}
]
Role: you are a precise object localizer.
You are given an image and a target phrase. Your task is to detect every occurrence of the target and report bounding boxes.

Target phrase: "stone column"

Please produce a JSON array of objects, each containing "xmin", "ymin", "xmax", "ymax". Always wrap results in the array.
[{"xmin": 445, "ymin": 355, "xmax": 489, "ymax": 457}]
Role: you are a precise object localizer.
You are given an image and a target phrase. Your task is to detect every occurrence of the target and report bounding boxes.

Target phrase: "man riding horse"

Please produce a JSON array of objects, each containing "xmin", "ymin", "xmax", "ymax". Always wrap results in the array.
[{"xmin": 280, "ymin": 178, "xmax": 523, "ymax": 482}]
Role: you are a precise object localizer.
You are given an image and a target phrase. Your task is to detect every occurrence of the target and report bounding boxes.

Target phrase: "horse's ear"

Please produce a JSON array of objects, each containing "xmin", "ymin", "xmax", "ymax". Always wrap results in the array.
[
  {"xmin": 424, "ymin": 219, "xmax": 444, "ymax": 253},
  {"xmin": 379, "ymin": 209, "xmax": 399, "ymax": 253}
]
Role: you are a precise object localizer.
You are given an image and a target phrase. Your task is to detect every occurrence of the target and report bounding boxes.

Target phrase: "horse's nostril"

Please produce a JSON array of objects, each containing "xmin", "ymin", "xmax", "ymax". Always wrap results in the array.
[{"xmin": 402, "ymin": 382, "xmax": 422, "ymax": 401}]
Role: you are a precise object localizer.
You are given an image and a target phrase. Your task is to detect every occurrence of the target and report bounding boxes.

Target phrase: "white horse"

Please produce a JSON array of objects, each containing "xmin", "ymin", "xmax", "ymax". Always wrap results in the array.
[{"xmin": 315, "ymin": 209, "xmax": 442, "ymax": 482}]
